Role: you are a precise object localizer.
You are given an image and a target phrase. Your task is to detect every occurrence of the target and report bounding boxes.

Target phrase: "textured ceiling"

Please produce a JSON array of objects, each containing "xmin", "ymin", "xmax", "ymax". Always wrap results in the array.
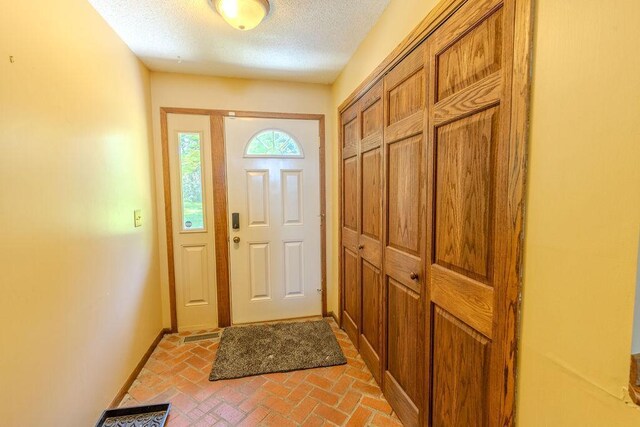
[{"xmin": 88, "ymin": 0, "xmax": 390, "ymax": 84}]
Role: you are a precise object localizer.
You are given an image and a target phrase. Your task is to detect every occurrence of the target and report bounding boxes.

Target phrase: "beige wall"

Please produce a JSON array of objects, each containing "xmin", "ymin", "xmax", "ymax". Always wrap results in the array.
[
  {"xmin": 0, "ymin": 0, "xmax": 162, "ymax": 425},
  {"xmin": 331, "ymin": 0, "xmax": 640, "ymax": 424},
  {"xmin": 517, "ymin": 0, "xmax": 640, "ymax": 424},
  {"xmin": 149, "ymin": 72, "xmax": 335, "ymax": 326}
]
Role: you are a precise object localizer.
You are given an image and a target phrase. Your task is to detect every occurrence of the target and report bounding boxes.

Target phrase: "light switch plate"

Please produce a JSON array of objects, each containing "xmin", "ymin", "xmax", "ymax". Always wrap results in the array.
[{"xmin": 134, "ymin": 209, "xmax": 142, "ymax": 227}]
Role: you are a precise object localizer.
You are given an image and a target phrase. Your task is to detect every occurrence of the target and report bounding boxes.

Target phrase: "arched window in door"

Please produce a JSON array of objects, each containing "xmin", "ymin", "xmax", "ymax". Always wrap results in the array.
[{"xmin": 244, "ymin": 129, "xmax": 304, "ymax": 158}]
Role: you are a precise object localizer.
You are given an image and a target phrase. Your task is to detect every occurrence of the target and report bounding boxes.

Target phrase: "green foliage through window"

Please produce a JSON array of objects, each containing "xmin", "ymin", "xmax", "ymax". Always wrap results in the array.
[
  {"xmin": 245, "ymin": 130, "xmax": 303, "ymax": 157},
  {"xmin": 179, "ymin": 133, "xmax": 204, "ymax": 230}
]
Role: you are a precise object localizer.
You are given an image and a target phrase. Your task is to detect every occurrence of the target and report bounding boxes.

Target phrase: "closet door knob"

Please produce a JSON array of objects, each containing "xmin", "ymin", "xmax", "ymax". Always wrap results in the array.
[
  {"xmin": 358, "ymin": 244, "xmax": 364, "ymax": 250},
  {"xmin": 410, "ymin": 272, "xmax": 419, "ymax": 281}
]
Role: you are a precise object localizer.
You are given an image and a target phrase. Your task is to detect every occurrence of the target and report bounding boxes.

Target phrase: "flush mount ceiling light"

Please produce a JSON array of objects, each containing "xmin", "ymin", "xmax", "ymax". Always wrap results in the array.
[{"xmin": 209, "ymin": 0, "xmax": 270, "ymax": 31}]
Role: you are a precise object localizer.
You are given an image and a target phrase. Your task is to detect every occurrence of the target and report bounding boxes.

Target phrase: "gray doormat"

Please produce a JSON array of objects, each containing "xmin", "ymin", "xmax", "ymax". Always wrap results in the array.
[{"xmin": 209, "ymin": 320, "xmax": 346, "ymax": 381}]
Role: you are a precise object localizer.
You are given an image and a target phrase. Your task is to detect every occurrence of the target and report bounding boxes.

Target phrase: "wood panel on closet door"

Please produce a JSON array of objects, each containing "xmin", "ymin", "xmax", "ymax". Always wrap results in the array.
[
  {"xmin": 358, "ymin": 81, "xmax": 384, "ymax": 384},
  {"xmin": 425, "ymin": 0, "xmax": 524, "ymax": 425},
  {"xmin": 382, "ymin": 42, "xmax": 428, "ymax": 427},
  {"xmin": 341, "ymin": 102, "xmax": 360, "ymax": 347}
]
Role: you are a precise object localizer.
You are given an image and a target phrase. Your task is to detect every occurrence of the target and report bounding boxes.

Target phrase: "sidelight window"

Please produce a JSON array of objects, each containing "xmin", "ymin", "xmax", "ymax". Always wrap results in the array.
[{"xmin": 178, "ymin": 132, "xmax": 205, "ymax": 231}]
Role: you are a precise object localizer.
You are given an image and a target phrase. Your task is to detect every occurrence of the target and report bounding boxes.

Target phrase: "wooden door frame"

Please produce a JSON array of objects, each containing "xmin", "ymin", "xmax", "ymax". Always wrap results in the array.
[{"xmin": 161, "ymin": 108, "xmax": 327, "ymax": 331}]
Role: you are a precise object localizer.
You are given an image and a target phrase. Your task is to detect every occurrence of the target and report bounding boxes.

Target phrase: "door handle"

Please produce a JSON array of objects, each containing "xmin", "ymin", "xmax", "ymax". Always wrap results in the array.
[
  {"xmin": 410, "ymin": 272, "xmax": 419, "ymax": 281},
  {"xmin": 358, "ymin": 244, "xmax": 364, "ymax": 250},
  {"xmin": 233, "ymin": 236, "xmax": 240, "ymax": 244}
]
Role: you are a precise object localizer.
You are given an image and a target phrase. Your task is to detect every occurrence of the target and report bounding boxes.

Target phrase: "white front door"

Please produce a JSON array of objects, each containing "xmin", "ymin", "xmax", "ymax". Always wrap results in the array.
[
  {"xmin": 168, "ymin": 113, "xmax": 218, "ymax": 331},
  {"xmin": 225, "ymin": 117, "xmax": 322, "ymax": 324}
]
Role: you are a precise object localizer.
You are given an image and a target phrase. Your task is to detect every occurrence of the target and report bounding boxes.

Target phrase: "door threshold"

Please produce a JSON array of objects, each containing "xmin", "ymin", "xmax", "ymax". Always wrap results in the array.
[{"xmin": 231, "ymin": 314, "xmax": 324, "ymax": 326}]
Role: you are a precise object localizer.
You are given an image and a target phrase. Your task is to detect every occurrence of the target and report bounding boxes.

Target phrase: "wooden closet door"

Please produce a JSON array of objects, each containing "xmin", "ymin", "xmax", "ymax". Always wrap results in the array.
[
  {"xmin": 358, "ymin": 81, "xmax": 384, "ymax": 383},
  {"xmin": 425, "ymin": 0, "xmax": 522, "ymax": 425},
  {"xmin": 341, "ymin": 103, "xmax": 361, "ymax": 346},
  {"xmin": 382, "ymin": 43, "xmax": 428, "ymax": 427}
]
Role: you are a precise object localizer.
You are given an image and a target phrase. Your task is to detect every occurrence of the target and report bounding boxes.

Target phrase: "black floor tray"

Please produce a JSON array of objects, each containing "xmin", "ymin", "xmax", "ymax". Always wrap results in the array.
[{"xmin": 95, "ymin": 403, "xmax": 171, "ymax": 427}]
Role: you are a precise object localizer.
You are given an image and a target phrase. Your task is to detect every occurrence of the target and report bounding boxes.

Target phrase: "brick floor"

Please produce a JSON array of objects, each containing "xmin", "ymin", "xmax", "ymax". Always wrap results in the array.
[{"xmin": 119, "ymin": 319, "xmax": 402, "ymax": 426}]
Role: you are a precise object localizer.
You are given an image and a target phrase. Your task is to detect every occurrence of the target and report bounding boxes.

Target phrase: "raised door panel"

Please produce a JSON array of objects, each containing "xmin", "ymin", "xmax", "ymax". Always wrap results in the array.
[
  {"xmin": 436, "ymin": 7, "xmax": 503, "ymax": 101},
  {"xmin": 343, "ymin": 158, "xmax": 358, "ymax": 232},
  {"xmin": 361, "ymin": 81, "xmax": 384, "ymax": 160},
  {"xmin": 387, "ymin": 279, "xmax": 420, "ymax": 402},
  {"xmin": 248, "ymin": 243, "xmax": 271, "ymax": 300},
  {"xmin": 246, "ymin": 170, "xmax": 270, "ymax": 227},
  {"xmin": 385, "ymin": 44, "xmax": 427, "ymax": 145},
  {"xmin": 343, "ymin": 117, "xmax": 358, "ymax": 152},
  {"xmin": 432, "ymin": 308, "xmax": 490, "ymax": 427},
  {"xmin": 361, "ymin": 262, "xmax": 381, "ymax": 352},
  {"xmin": 281, "ymin": 170, "xmax": 303, "ymax": 226},
  {"xmin": 435, "ymin": 107, "xmax": 498, "ymax": 283},
  {"xmin": 360, "ymin": 259, "xmax": 382, "ymax": 382},
  {"xmin": 426, "ymin": 1, "xmax": 522, "ymax": 426},
  {"xmin": 361, "ymin": 148, "xmax": 382, "ymax": 240},
  {"xmin": 181, "ymin": 245, "xmax": 211, "ymax": 306},
  {"xmin": 362, "ymin": 98, "xmax": 383, "ymax": 141},
  {"xmin": 387, "ymin": 45, "xmax": 426, "ymax": 129},
  {"xmin": 389, "ymin": 73, "xmax": 424, "ymax": 126},
  {"xmin": 387, "ymin": 135, "xmax": 422, "ymax": 256},
  {"xmin": 283, "ymin": 241, "xmax": 304, "ymax": 298},
  {"xmin": 384, "ymin": 278, "xmax": 421, "ymax": 427},
  {"xmin": 343, "ymin": 247, "xmax": 360, "ymax": 344}
]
